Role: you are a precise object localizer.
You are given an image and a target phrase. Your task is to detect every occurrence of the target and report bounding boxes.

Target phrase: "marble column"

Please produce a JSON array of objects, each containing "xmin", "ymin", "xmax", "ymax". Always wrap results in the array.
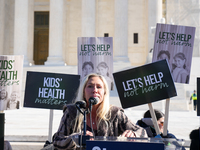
[
  {"xmin": 13, "ymin": 0, "xmax": 29, "ymax": 66},
  {"xmin": 82, "ymin": 0, "xmax": 96, "ymax": 37},
  {"xmin": 28, "ymin": 0, "xmax": 34, "ymax": 65},
  {"xmin": 114, "ymin": 0, "xmax": 131, "ymax": 70},
  {"xmin": 45, "ymin": 0, "xmax": 65, "ymax": 66},
  {"xmin": 0, "ymin": 0, "xmax": 5, "ymax": 55},
  {"xmin": 147, "ymin": 0, "xmax": 162, "ymax": 63}
]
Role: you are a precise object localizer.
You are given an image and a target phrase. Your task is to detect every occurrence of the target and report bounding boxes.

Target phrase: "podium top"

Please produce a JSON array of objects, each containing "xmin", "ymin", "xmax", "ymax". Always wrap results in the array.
[{"xmin": 86, "ymin": 136, "xmax": 184, "ymax": 150}]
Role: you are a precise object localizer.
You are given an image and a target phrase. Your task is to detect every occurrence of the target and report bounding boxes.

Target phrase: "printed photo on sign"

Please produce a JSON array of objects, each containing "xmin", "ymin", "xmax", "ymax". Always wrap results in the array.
[
  {"xmin": 0, "ymin": 55, "xmax": 24, "ymax": 111},
  {"xmin": 77, "ymin": 37, "xmax": 114, "ymax": 90},
  {"xmin": 113, "ymin": 60, "xmax": 177, "ymax": 109},
  {"xmin": 24, "ymin": 71, "xmax": 80, "ymax": 110},
  {"xmin": 152, "ymin": 23, "xmax": 195, "ymax": 84}
]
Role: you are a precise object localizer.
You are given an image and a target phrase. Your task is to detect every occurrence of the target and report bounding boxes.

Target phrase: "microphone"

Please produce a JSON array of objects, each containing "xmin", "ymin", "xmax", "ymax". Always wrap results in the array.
[
  {"xmin": 88, "ymin": 97, "xmax": 99, "ymax": 138},
  {"xmin": 75, "ymin": 100, "xmax": 86, "ymax": 114},
  {"xmin": 88, "ymin": 97, "xmax": 99, "ymax": 113},
  {"xmin": 89, "ymin": 97, "xmax": 99, "ymax": 106}
]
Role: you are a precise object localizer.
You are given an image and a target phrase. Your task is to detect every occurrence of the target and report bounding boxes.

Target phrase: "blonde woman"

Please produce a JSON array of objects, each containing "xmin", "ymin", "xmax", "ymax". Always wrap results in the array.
[{"xmin": 53, "ymin": 73, "xmax": 147, "ymax": 149}]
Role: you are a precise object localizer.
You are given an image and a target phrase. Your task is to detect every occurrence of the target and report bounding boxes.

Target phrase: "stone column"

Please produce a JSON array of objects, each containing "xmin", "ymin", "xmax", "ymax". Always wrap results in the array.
[
  {"xmin": 147, "ymin": 0, "xmax": 162, "ymax": 62},
  {"xmin": 82, "ymin": 0, "xmax": 96, "ymax": 37},
  {"xmin": 28, "ymin": 0, "xmax": 34, "ymax": 65},
  {"xmin": 45, "ymin": 0, "xmax": 65, "ymax": 66},
  {"xmin": 0, "ymin": 0, "xmax": 5, "ymax": 55},
  {"xmin": 13, "ymin": 0, "xmax": 29, "ymax": 66},
  {"xmin": 114, "ymin": 0, "xmax": 131, "ymax": 69}
]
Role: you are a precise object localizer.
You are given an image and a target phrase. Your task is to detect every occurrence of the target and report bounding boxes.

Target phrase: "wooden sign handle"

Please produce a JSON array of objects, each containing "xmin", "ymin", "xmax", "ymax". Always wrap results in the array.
[
  {"xmin": 163, "ymin": 98, "xmax": 170, "ymax": 136},
  {"xmin": 148, "ymin": 103, "xmax": 161, "ymax": 135},
  {"xmin": 48, "ymin": 109, "xmax": 54, "ymax": 142}
]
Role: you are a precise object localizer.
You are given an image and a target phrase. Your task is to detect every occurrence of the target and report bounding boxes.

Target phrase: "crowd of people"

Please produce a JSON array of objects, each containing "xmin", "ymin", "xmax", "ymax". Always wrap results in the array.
[{"xmin": 51, "ymin": 73, "xmax": 199, "ymax": 150}]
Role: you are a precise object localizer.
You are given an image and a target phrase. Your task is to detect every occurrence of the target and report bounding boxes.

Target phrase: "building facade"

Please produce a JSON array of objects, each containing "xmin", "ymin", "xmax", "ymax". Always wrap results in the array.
[{"xmin": 0, "ymin": 0, "xmax": 164, "ymax": 67}]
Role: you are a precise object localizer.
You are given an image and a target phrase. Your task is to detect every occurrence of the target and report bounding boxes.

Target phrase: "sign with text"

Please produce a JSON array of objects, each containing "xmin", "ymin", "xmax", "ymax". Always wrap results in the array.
[
  {"xmin": 152, "ymin": 23, "xmax": 195, "ymax": 84},
  {"xmin": 0, "ymin": 55, "xmax": 24, "ymax": 111},
  {"xmin": 86, "ymin": 140, "xmax": 164, "ymax": 150},
  {"xmin": 77, "ymin": 37, "xmax": 114, "ymax": 90},
  {"xmin": 197, "ymin": 78, "xmax": 200, "ymax": 116},
  {"xmin": 113, "ymin": 60, "xmax": 177, "ymax": 108},
  {"xmin": 24, "ymin": 71, "xmax": 80, "ymax": 110}
]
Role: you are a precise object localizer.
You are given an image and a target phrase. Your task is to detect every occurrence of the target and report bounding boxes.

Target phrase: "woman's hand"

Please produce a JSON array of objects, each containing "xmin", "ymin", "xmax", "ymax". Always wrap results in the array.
[
  {"xmin": 86, "ymin": 130, "xmax": 93, "ymax": 137},
  {"xmin": 121, "ymin": 130, "xmax": 136, "ymax": 137}
]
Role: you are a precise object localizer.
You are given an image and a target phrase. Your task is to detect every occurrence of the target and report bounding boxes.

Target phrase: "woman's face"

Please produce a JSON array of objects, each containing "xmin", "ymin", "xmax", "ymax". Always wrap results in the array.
[
  {"xmin": 98, "ymin": 66, "xmax": 108, "ymax": 76},
  {"xmin": 84, "ymin": 76, "xmax": 105, "ymax": 105},
  {"xmin": 157, "ymin": 117, "xmax": 164, "ymax": 133},
  {"xmin": 1, "ymin": 91, "xmax": 6, "ymax": 99},
  {"xmin": 158, "ymin": 53, "xmax": 169, "ymax": 61},
  {"xmin": 83, "ymin": 64, "xmax": 93, "ymax": 76},
  {"xmin": 174, "ymin": 57, "xmax": 185, "ymax": 68}
]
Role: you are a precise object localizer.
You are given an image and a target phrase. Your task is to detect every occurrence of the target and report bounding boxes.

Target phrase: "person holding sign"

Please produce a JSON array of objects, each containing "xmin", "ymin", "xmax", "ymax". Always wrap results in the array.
[
  {"xmin": 136, "ymin": 109, "xmax": 176, "ymax": 138},
  {"xmin": 171, "ymin": 52, "xmax": 189, "ymax": 83},
  {"xmin": 53, "ymin": 73, "xmax": 147, "ymax": 149}
]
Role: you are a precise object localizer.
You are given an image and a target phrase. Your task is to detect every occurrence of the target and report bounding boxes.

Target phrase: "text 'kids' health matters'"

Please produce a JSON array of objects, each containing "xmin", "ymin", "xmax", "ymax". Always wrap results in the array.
[{"xmin": 24, "ymin": 71, "xmax": 80, "ymax": 110}]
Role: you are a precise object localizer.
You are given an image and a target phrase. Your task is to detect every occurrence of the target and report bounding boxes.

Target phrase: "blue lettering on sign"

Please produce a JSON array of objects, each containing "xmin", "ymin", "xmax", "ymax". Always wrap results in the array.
[{"xmin": 92, "ymin": 146, "xmax": 106, "ymax": 150}]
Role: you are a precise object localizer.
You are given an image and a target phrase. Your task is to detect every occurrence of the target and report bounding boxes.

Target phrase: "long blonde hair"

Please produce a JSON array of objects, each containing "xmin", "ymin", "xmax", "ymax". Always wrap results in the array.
[{"xmin": 73, "ymin": 73, "xmax": 111, "ymax": 132}]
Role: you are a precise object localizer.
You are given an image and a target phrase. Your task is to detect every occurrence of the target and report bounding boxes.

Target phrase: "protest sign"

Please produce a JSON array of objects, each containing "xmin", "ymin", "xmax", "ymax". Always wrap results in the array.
[
  {"xmin": 152, "ymin": 23, "xmax": 195, "ymax": 84},
  {"xmin": 0, "ymin": 55, "xmax": 24, "ymax": 111},
  {"xmin": 77, "ymin": 37, "xmax": 114, "ymax": 90},
  {"xmin": 24, "ymin": 71, "xmax": 80, "ymax": 110},
  {"xmin": 113, "ymin": 59, "xmax": 177, "ymax": 109}
]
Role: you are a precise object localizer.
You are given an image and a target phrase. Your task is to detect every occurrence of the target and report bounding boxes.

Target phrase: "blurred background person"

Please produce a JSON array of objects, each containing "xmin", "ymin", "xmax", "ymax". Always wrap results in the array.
[
  {"xmin": 189, "ymin": 128, "xmax": 199, "ymax": 150},
  {"xmin": 190, "ymin": 90, "xmax": 197, "ymax": 111},
  {"xmin": 136, "ymin": 109, "xmax": 176, "ymax": 138}
]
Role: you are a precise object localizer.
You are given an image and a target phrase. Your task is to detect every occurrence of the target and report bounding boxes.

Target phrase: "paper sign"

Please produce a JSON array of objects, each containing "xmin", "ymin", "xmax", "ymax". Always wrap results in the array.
[
  {"xmin": 113, "ymin": 60, "xmax": 177, "ymax": 108},
  {"xmin": 24, "ymin": 71, "xmax": 80, "ymax": 110},
  {"xmin": 152, "ymin": 23, "xmax": 195, "ymax": 84},
  {"xmin": 0, "ymin": 55, "xmax": 24, "ymax": 111},
  {"xmin": 77, "ymin": 37, "xmax": 114, "ymax": 90}
]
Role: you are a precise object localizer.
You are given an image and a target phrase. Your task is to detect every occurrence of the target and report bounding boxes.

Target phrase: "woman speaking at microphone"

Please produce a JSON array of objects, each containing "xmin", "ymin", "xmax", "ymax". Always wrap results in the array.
[{"xmin": 53, "ymin": 73, "xmax": 147, "ymax": 149}]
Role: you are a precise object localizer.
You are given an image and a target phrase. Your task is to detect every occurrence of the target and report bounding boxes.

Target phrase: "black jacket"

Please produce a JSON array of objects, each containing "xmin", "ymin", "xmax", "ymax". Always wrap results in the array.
[{"xmin": 136, "ymin": 119, "xmax": 176, "ymax": 138}]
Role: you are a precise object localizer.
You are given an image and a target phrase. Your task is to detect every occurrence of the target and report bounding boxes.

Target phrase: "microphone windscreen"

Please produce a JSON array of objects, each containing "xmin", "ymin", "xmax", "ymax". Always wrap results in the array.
[
  {"xmin": 89, "ymin": 97, "xmax": 99, "ymax": 105},
  {"xmin": 75, "ymin": 100, "xmax": 86, "ymax": 109}
]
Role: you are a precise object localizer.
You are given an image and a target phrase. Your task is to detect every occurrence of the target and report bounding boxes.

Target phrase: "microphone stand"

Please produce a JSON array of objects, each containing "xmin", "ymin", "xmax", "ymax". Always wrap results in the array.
[{"xmin": 79, "ymin": 109, "xmax": 90, "ymax": 149}]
